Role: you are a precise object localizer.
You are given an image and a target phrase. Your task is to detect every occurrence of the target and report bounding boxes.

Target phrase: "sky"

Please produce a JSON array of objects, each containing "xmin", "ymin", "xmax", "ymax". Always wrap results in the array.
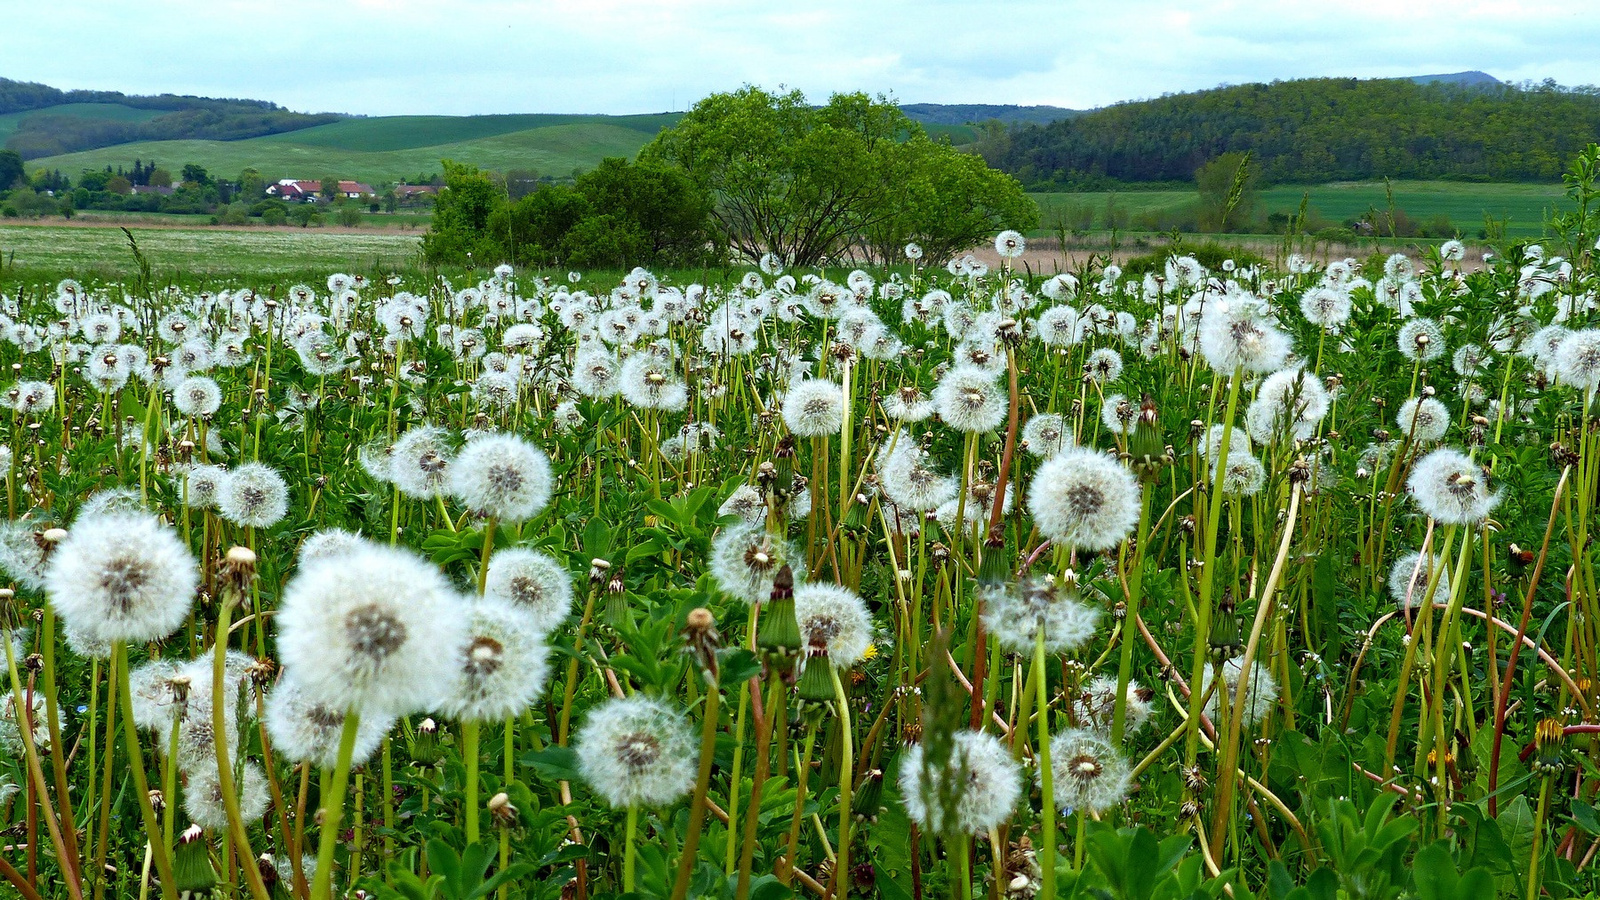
[{"xmin": 5, "ymin": 0, "xmax": 1599, "ymax": 116}]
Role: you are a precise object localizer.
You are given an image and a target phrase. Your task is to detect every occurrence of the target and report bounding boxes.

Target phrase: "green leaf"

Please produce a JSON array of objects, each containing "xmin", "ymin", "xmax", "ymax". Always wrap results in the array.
[
  {"xmin": 520, "ymin": 746, "xmax": 581, "ymax": 782},
  {"xmin": 1411, "ymin": 841, "xmax": 1455, "ymax": 900},
  {"xmin": 1572, "ymin": 799, "xmax": 1600, "ymax": 836},
  {"xmin": 718, "ymin": 648, "xmax": 762, "ymax": 688}
]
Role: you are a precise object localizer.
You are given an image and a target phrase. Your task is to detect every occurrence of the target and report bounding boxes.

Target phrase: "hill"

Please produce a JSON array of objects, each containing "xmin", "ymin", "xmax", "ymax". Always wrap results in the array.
[
  {"xmin": 900, "ymin": 103, "xmax": 1079, "ymax": 126},
  {"xmin": 992, "ymin": 76, "xmax": 1600, "ymax": 188},
  {"xmin": 0, "ymin": 78, "xmax": 340, "ymax": 159},
  {"xmin": 1407, "ymin": 71, "xmax": 1502, "ymax": 88}
]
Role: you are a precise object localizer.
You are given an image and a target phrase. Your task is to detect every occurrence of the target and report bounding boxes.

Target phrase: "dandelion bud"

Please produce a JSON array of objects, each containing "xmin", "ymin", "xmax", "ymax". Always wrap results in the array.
[
  {"xmin": 173, "ymin": 824, "xmax": 218, "ymax": 896},
  {"xmin": 589, "ymin": 558, "xmax": 611, "ymax": 584},
  {"xmin": 852, "ymin": 768, "xmax": 885, "ymax": 823},
  {"xmin": 794, "ymin": 649, "xmax": 836, "ymax": 703},
  {"xmin": 1207, "ymin": 591, "xmax": 1242, "ymax": 660},
  {"xmin": 410, "ymin": 718, "xmax": 443, "ymax": 768},
  {"xmin": 488, "ymin": 792, "xmax": 518, "ymax": 827},
  {"xmin": 1532, "ymin": 718, "xmax": 1565, "ymax": 775},
  {"xmin": 757, "ymin": 566, "xmax": 801, "ymax": 658},
  {"xmin": 683, "ymin": 608, "xmax": 720, "ymax": 679},
  {"xmin": 149, "ymin": 789, "xmax": 165, "ymax": 812}
]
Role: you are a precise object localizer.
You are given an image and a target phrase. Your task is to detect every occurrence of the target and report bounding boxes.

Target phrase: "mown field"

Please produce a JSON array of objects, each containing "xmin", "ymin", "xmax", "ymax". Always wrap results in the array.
[
  {"xmin": 0, "ymin": 223, "xmax": 421, "ymax": 274},
  {"xmin": 1033, "ymin": 180, "xmax": 1567, "ymax": 238}
]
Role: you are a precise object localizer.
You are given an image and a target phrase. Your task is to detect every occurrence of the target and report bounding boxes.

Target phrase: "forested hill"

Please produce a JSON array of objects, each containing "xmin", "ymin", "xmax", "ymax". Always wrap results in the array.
[
  {"xmin": 988, "ymin": 77, "xmax": 1600, "ymax": 188},
  {"xmin": 0, "ymin": 78, "xmax": 342, "ymax": 158}
]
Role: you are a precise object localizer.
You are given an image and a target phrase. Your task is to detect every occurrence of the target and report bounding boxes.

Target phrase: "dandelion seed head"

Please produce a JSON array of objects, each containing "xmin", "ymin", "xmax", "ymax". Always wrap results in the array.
[{"xmin": 1027, "ymin": 447, "xmax": 1140, "ymax": 552}]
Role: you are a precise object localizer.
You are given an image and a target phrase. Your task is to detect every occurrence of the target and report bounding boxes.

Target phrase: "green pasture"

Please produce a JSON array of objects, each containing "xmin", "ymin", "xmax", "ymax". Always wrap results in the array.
[{"xmin": 0, "ymin": 224, "xmax": 422, "ymax": 276}]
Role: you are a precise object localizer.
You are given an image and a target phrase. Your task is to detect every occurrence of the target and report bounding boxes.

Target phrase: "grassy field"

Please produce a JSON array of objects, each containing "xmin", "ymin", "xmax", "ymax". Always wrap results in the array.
[
  {"xmin": 0, "ymin": 224, "xmax": 421, "ymax": 275},
  {"xmin": 1033, "ymin": 180, "xmax": 1566, "ymax": 238}
]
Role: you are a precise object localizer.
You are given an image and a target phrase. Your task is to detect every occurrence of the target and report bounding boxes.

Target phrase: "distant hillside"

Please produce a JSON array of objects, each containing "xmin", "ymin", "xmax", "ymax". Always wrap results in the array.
[
  {"xmin": 0, "ymin": 77, "xmax": 341, "ymax": 159},
  {"xmin": 25, "ymin": 118, "xmax": 676, "ymax": 185},
  {"xmin": 992, "ymin": 76, "xmax": 1600, "ymax": 187},
  {"xmin": 901, "ymin": 103, "xmax": 1079, "ymax": 127},
  {"xmin": 1408, "ymin": 71, "xmax": 1502, "ymax": 88}
]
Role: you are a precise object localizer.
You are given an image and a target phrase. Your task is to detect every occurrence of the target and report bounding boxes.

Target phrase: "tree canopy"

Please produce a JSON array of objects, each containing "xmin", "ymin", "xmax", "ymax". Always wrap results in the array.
[
  {"xmin": 640, "ymin": 87, "xmax": 1034, "ymax": 266},
  {"xmin": 991, "ymin": 77, "xmax": 1600, "ymax": 188}
]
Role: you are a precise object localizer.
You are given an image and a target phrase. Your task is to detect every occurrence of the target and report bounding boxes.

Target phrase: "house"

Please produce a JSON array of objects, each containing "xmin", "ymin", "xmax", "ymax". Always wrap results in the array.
[
  {"xmin": 130, "ymin": 184, "xmax": 175, "ymax": 196},
  {"xmin": 338, "ymin": 180, "xmax": 376, "ymax": 199},
  {"xmin": 394, "ymin": 183, "xmax": 439, "ymax": 201},
  {"xmin": 265, "ymin": 179, "xmax": 323, "ymax": 202}
]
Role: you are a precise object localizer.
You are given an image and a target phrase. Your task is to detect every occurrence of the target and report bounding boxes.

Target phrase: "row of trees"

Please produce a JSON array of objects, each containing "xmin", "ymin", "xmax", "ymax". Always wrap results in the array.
[
  {"xmin": 990, "ymin": 78, "xmax": 1600, "ymax": 188},
  {"xmin": 424, "ymin": 88, "xmax": 1037, "ymax": 269}
]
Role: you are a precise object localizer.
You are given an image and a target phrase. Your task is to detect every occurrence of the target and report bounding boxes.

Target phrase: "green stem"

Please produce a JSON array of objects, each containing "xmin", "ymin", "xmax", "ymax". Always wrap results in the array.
[
  {"xmin": 463, "ymin": 719, "xmax": 481, "ymax": 844},
  {"xmin": 1035, "ymin": 630, "xmax": 1057, "ymax": 895},
  {"xmin": 624, "ymin": 805, "xmax": 639, "ymax": 893},
  {"xmin": 671, "ymin": 676, "xmax": 722, "ymax": 900},
  {"xmin": 311, "ymin": 712, "xmax": 363, "ymax": 900},
  {"xmin": 112, "ymin": 642, "xmax": 176, "ymax": 900},
  {"xmin": 830, "ymin": 667, "xmax": 854, "ymax": 898},
  {"xmin": 1112, "ymin": 482, "xmax": 1154, "ymax": 744}
]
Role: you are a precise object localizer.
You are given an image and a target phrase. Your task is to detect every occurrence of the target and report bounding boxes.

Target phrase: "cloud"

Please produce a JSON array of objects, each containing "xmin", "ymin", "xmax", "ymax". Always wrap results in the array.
[{"xmin": 4, "ymin": 0, "xmax": 1597, "ymax": 115}]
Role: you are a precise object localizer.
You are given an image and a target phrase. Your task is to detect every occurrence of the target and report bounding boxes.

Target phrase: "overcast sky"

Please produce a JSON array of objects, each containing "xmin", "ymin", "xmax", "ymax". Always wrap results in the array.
[{"xmin": 6, "ymin": 1, "xmax": 1598, "ymax": 116}]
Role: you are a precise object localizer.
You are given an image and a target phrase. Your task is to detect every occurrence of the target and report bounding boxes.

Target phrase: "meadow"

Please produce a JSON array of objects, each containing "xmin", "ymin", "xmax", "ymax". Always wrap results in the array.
[
  {"xmin": 0, "ymin": 151, "xmax": 1598, "ymax": 900},
  {"xmin": 1034, "ymin": 181, "xmax": 1568, "ymax": 239},
  {"xmin": 0, "ymin": 224, "xmax": 421, "ymax": 276}
]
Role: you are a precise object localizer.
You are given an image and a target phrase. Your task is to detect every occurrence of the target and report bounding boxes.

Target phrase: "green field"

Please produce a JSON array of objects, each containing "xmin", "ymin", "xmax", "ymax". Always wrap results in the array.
[
  {"xmin": 23, "ymin": 114, "xmax": 680, "ymax": 184},
  {"xmin": 0, "ymin": 224, "xmax": 421, "ymax": 275},
  {"xmin": 1033, "ymin": 181, "xmax": 1566, "ymax": 238}
]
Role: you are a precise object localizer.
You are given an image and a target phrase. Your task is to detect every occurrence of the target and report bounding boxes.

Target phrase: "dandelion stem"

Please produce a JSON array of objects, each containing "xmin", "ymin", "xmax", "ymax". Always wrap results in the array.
[
  {"xmin": 1034, "ymin": 629, "xmax": 1057, "ymax": 896},
  {"xmin": 111, "ymin": 642, "xmax": 175, "ymax": 900},
  {"xmin": 624, "ymin": 804, "xmax": 639, "ymax": 893},
  {"xmin": 462, "ymin": 719, "xmax": 481, "ymax": 844},
  {"xmin": 311, "ymin": 711, "xmax": 363, "ymax": 900}
]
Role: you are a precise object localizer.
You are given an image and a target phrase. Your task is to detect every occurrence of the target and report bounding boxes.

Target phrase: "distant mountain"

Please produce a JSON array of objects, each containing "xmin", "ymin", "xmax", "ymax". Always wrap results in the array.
[
  {"xmin": 1406, "ymin": 71, "xmax": 1502, "ymax": 88},
  {"xmin": 900, "ymin": 103, "xmax": 1079, "ymax": 127}
]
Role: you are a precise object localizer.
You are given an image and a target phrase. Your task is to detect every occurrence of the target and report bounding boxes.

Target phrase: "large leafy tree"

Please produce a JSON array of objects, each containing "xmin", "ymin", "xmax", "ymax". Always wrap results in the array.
[
  {"xmin": 641, "ymin": 87, "xmax": 1032, "ymax": 266},
  {"xmin": 421, "ymin": 160, "xmax": 505, "ymax": 265}
]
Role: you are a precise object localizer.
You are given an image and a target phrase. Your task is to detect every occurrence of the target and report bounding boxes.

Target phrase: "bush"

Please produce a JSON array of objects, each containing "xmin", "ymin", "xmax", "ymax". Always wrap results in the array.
[
  {"xmin": 337, "ymin": 205, "xmax": 363, "ymax": 227},
  {"xmin": 260, "ymin": 206, "xmax": 287, "ymax": 226}
]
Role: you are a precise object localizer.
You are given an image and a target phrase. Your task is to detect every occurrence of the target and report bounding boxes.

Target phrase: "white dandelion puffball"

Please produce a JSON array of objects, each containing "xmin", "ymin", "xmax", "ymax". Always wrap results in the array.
[
  {"xmin": 1201, "ymin": 658, "xmax": 1277, "ymax": 727},
  {"xmin": 1398, "ymin": 318, "xmax": 1446, "ymax": 362},
  {"xmin": 980, "ymin": 579, "xmax": 1100, "ymax": 655},
  {"xmin": 46, "ymin": 513, "xmax": 198, "ymax": 645},
  {"xmin": 1298, "ymin": 286, "xmax": 1351, "ymax": 329},
  {"xmin": 898, "ymin": 730, "xmax": 1021, "ymax": 836},
  {"xmin": 575, "ymin": 695, "xmax": 697, "ymax": 808},
  {"xmin": 277, "ymin": 543, "xmax": 467, "ymax": 714},
  {"xmin": 171, "ymin": 376, "xmax": 222, "ymax": 418},
  {"xmin": 217, "ymin": 462, "xmax": 289, "ymax": 529},
  {"xmin": 389, "ymin": 426, "xmax": 454, "ymax": 500},
  {"xmin": 1389, "ymin": 551, "xmax": 1451, "ymax": 610},
  {"xmin": 793, "ymin": 582, "xmax": 873, "ymax": 668},
  {"xmin": 781, "ymin": 379, "xmax": 846, "ymax": 437},
  {"xmin": 1245, "ymin": 368, "xmax": 1329, "ymax": 444},
  {"xmin": 1396, "ymin": 397, "xmax": 1449, "ymax": 443},
  {"xmin": 1021, "ymin": 413, "xmax": 1074, "ymax": 458},
  {"xmin": 1027, "ymin": 447, "xmax": 1140, "ymax": 552},
  {"xmin": 1048, "ymin": 728, "xmax": 1132, "ymax": 815},
  {"xmin": 437, "ymin": 599, "xmax": 552, "ymax": 723},
  {"xmin": 934, "ymin": 364, "xmax": 1006, "ymax": 433},
  {"xmin": 180, "ymin": 464, "xmax": 227, "ymax": 510},
  {"xmin": 448, "ymin": 433, "xmax": 552, "ymax": 523},
  {"xmin": 265, "ymin": 678, "xmax": 395, "ymax": 770},
  {"xmin": 1199, "ymin": 301, "xmax": 1290, "ymax": 374},
  {"xmin": 710, "ymin": 522, "xmax": 803, "ymax": 605},
  {"xmin": 298, "ymin": 528, "xmax": 367, "ymax": 565},
  {"xmin": 879, "ymin": 439, "xmax": 958, "ymax": 513},
  {"xmin": 1407, "ymin": 448, "xmax": 1499, "ymax": 525},
  {"xmin": 1554, "ymin": 329, "xmax": 1600, "ymax": 392},
  {"xmin": 1071, "ymin": 675, "xmax": 1152, "ymax": 736},
  {"xmin": 994, "ymin": 230, "xmax": 1026, "ymax": 259},
  {"xmin": 184, "ymin": 761, "xmax": 269, "ymax": 831},
  {"xmin": 483, "ymin": 548, "xmax": 573, "ymax": 633},
  {"xmin": 1214, "ymin": 449, "xmax": 1266, "ymax": 497}
]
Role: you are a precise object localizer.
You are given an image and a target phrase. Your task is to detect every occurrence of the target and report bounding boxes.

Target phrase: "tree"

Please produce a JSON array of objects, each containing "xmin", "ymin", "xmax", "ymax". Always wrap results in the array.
[
  {"xmin": 859, "ymin": 133, "xmax": 1036, "ymax": 264},
  {"xmin": 505, "ymin": 169, "xmax": 541, "ymax": 200},
  {"xmin": 236, "ymin": 168, "xmax": 265, "ymax": 199},
  {"xmin": 481, "ymin": 158, "xmax": 718, "ymax": 269},
  {"xmin": 641, "ymin": 87, "xmax": 1031, "ymax": 265},
  {"xmin": 320, "ymin": 177, "xmax": 340, "ymax": 201},
  {"xmin": 0, "ymin": 150, "xmax": 23, "ymax": 192},
  {"xmin": 105, "ymin": 174, "xmax": 133, "ymax": 195},
  {"xmin": 180, "ymin": 163, "xmax": 211, "ymax": 186},
  {"xmin": 1196, "ymin": 151, "xmax": 1259, "ymax": 232},
  {"xmin": 147, "ymin": 167, "xmax": 173, "ymax": 188},
  {"xmin": 421, "ymin": 160, "xmax": 505, "ymax": 264}
]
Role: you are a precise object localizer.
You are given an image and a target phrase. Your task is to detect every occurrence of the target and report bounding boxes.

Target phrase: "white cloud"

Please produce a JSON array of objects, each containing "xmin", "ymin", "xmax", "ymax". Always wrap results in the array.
[{"xmin": 4, "ymin": 0, "xmax": 1597, "ymax": 114}]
